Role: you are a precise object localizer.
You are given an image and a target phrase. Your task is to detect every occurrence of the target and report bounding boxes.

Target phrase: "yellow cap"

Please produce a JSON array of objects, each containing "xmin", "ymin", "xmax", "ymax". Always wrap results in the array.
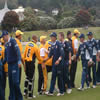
[
  {"xmin": 40, "ymin": 36, "xmax": 47, "ymax": 42},
  {"xmin": 74, "ymin": 29, "xmax": 80, "ymax": 34},
  {"xmin": 15, "ymin": 30, "xmax": 23, "ymax": 36},
  {"xmin": 0, "ymin": 38, "xmax": 4, "ymax": 43}
]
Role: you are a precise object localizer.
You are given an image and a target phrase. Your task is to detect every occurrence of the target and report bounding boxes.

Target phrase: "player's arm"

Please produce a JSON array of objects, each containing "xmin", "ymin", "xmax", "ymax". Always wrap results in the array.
[
  {"xmin": 76, "ymin": 45, "xmax": 81, "ymax": 60},
  {"xmin": 43, "ymin": 46, "xmax": 53, "ymax": 63},
  {"xmin": 12, "ymin": 39, "xmax": 21, "ymax": 68},
  {"xmin": 55, "ymin": 43, "xmax": 64, "ymax": 65},
  {"xmin": 3, "ymin": 47, "xmax": 7, "ymax": 65}
]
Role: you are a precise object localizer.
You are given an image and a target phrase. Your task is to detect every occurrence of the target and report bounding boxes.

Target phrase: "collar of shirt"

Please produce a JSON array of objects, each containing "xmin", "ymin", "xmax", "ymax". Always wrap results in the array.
[{"xmin": 52, "ymin": 40, "xmax": 57, "ymax": 45}]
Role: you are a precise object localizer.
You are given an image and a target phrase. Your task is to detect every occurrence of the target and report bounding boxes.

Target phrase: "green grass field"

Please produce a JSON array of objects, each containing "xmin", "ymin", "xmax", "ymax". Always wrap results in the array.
[
  {"xmin": 22, "ymin": 27, "xmax": 100, "ymax": 41},
  {"xmin": 5, "ymin": 27, "xmax": 100, "ymax": 100}
]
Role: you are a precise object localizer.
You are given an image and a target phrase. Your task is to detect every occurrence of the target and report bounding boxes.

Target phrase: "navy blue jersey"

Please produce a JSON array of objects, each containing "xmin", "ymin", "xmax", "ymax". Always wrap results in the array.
[
  {"xmin": 87, "ymin": 38, "xmax": 98, "ymax": 56},
  {"xmin": 48, "ymin": 40, "xmax": 64, "ymax": 64},
  {"xmin": 59, "ymin": 40, "xmax": 71, "ymax": 61},
  {"xmin": 76, "ymin": 41, "xmax": 92, "ymax": 61},
  {"xmin": 3, "ymin": 38, "xmax": 21, "ymax": 64}
]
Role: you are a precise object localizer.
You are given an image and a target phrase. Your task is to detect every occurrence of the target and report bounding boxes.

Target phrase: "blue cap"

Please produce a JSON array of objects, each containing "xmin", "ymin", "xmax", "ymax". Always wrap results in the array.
[
  {"xmin": 87, "ymin": 32, "xmax": 93, "ymax": 36},
  {"xmin": 0, "ymin": 31, "xmax": 8, "ymax": 38},
  {"xmin": 50, "ymin": 32, "xmax": 57, "ymax": 37},
  {"xmin": 79, "ymin": 34, "xmax": 85, "ymax": 38}
]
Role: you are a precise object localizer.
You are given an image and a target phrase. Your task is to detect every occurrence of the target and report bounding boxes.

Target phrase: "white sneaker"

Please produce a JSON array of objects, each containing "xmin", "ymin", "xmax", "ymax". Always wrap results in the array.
[
  {"xmin": 67, "ymin": 89, "xmax": 72, "ymax": 94},
  {"xmin": 85, "ymin": 86, "xmax": 90, "ymax": 90},
  {"xmin": 92, "ymin": 85, "xmax": 96, "ymax": 88},
  {"xmin": 44, "ymin": 91, "xmax": 49, "ymax": 95},
  {"xmin": 77, "ymin": 87, "xmax": 84, "ymax": 91},
  {"xmin": 23, "ymin": 92, "xmax": 27, "ymax": 97},
  {"xmin": 47, "ymin": 92, "xmax": 54, "ymax": 96},
  {"xmin": 28, "ymin": 95, "xmax": 36, "ymax": 99},
  {"xmin": 57, "ymin": 93, "xmax": 64, "ymax": 96}
]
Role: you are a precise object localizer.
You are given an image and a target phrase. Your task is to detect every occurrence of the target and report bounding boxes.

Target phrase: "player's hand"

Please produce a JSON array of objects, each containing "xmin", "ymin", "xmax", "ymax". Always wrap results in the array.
[
  {"xmin": 55, "ymin": 60, "xmax": 60, "ymax": 65},
  {"xmin": 69, "ymin": 60, "xmax": 71, "ymax": 65},
  {"xmin": 42, "ymin": 63, "xmax": 45, "ymax": 69},
  {"xmin": 18, "ymin": 64, "xmax": 21, "ymax": 68}
]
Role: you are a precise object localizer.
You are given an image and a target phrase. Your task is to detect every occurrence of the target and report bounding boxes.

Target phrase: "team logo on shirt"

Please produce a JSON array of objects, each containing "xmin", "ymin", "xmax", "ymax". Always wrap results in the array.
[{"xmin": 0, "ymin": 47, "xmax": 2, "ymax": 51}]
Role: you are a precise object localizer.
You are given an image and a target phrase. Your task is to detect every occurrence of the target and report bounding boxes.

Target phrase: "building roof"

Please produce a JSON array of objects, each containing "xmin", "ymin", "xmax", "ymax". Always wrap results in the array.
[{"xmin": 0, "ymin": 0, "xmax": 10, "ymax": 23}]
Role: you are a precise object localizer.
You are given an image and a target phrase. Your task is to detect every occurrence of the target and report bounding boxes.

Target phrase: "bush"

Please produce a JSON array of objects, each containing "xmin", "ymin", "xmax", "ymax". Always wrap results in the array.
[
  {"xmin": 37, "ymin": 16, "xmax": 57, "ymax": 31},
  {"xmin": 57, "ymin": 17, "xmax": 76, "ymax": 29}
]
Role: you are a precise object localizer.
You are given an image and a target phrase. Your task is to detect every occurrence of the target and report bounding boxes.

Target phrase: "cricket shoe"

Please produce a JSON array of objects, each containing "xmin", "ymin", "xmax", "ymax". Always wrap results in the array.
[
  {"xmin": 84, "ymin": 86, "xmax": 90, "ymax": 90},
  {"xmin": 77, "ymin": 87, "xmax": 84, "ymax": 91},
  {"xmin": 57, "ymin": 93, "xmax": 64, "ymax": 96},
  {"xmin": 67, "ymin": 89, "xmax": 72, "ymax": 94},
  {"xmin": 47, "ymin": 92, "xmax": 54, "ymax": 96},
  {"xmin": 27, "ymin": 95, "xmax": 36, "ymax": 99},
  {"xmin": 92, "ymin": 85, "xmax": 96, "ymax": 88}
]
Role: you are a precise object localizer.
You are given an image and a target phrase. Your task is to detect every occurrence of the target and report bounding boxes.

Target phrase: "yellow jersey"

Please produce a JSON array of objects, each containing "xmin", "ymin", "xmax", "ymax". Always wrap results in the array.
[
  {"xmin": 0, "ymin": 45, "xmax": 8, "ymax": 72},
  {"xmin": 24, "ymin": 41, "xmax": 42, "ymax": 62},
  {"xmin": 44, "ymin": 40, "xmax": 52, "ymax": 66},
  {"xmin": 15, "ymin": 38, "xmax": 23, "ymax": 58}
]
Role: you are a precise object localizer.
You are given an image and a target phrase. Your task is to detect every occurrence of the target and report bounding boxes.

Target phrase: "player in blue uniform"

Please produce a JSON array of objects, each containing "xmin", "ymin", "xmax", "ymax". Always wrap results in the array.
[
  {"xmin": 44, "ymin": 32, "xmax": 64, "ymax": 96},
  {"xmin": 87, "ymin": 32, "xmax": 98, "ymax": 88},
  {"xmin": 76, "ymin": 34, "xmax": 92, "ymax": 90},
  {"xmin": 0, "ymin": 31, "xmax": 23, "ymax": 100},
  {"xmin": 58, "ymin": 32, "xmax": 72, "ymax": 94},
  {"xmin": 96, "ymin": 40, "xmax": 100, "ymax": 84}
]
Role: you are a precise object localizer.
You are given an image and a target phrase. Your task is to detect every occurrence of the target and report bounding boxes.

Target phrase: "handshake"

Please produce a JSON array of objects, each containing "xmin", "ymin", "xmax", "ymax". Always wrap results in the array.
[{"xmin": 88, "ymin": 59, "xmax": 94, "ymax": 67}]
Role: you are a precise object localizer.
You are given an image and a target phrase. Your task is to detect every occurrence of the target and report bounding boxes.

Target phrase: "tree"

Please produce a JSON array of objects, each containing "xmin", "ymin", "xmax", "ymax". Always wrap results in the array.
[
  {"xmin": 19, "ymin": 7, "xmax": 39, "ymax": 31},
  {"xmin": 1, "ymin": 11, "xmax": 19, "ymax": 32},
  {"xmin": 75, "ymin": 9, "xmax": 91, "ymax": 26}
]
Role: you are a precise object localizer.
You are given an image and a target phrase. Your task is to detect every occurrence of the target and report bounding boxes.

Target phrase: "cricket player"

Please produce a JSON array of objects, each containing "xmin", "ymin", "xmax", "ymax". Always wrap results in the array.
[
  {"xmin": 38, "ymin": 37, "xmax": 53, "ymax": 94},
  {"xmin": 87, "ymin": 32, "xmax": 98, "ymax": 88},
  {"xmin": 70, "ymin": 29, "xmax": 80, "ymax": 88},
  {"xmin": 0, "ymin": 38, "xmax": 8, "ymax": 100},
  {"xmin": 38, "ymin": 36, "xmax": 47, "ymax": 94},
  {"xmin": 58, "ymin": 32, "xmax": 72, "ymax": 94},
  {"xmin": 1, "ymin": 31, "xmax": 23, "ymax": 100},
  {"xmin": 23, "ymin": 35, "xmax": 42, "ymax": 99},
  {"xmin": 96, "ymin": 39, "xmax": 100, "ymax": 84},
  {"xmin": 15, "ymin": 30, "xmax": 24, "ymax": 84},
  {"xmin": 0, "ymin": 39, "xmax": 5, "ymax": 100},
  {"xmin": 44, "ymin": 32, "xmax": 64, "ymax": 96},
  {"xmin": 76, "ymin": 34, "xmax": 92, "ymax": 90}
]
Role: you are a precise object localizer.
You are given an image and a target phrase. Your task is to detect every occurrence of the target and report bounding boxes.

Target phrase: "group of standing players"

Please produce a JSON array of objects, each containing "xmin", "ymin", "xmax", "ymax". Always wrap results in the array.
[{"xmin": 0, "ymin": 29, "xmax": 100, "ymax": 100}]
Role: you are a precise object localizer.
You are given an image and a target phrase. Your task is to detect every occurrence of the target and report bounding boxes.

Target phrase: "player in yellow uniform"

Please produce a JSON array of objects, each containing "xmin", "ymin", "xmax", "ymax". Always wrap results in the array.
[
  {"xmin": 15, "ymin": 30, "xmax": 24, "ymax": 84},
  {"xmin": 0, "ymin": 38, "xmax": 8, "ymax": 100},
  {"xmin": 0, "ymin": 38, "xmax": 6, "ymax": 100},
  {"xmin": 23, "ymin": 35, "xmax": 42, "ymax": 99},
  {"xmin": 38, "ymin": 36, "xmax": 47, "ymax": 94},
  {"xmin": 42, "ymin": 40, "xmax": 53, "ymax": 93}
]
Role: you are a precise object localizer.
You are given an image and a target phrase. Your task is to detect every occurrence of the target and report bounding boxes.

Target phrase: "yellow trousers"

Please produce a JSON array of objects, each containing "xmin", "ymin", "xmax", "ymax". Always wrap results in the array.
[{"xmin": 42, "ymin": 67, "xmax": 48, "ymax": 91}]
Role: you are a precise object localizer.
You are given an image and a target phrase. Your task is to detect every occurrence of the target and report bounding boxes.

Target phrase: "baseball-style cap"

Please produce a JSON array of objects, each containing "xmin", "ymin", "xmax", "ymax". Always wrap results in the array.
[
  {"xmin": 50, "ymin": 32, "xmax": 57, "ymax": 37},
  {"xmin": 79, "ymin": 34, "xmax": 85, "ymax": 38},
  {"xmin": 87, "ymin": 32, "xmax": 93, "ymax": 36},
  {"xmin": 15, "ymin": 30, "xmax": 23, "ymax": 36},
  {"xmin": 0, "ymin": 31, "xmax": 8, "ymax": 38},
  {"xmin": 74, "ymin": 29, "xmax": 80, "ymax": 34}
]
